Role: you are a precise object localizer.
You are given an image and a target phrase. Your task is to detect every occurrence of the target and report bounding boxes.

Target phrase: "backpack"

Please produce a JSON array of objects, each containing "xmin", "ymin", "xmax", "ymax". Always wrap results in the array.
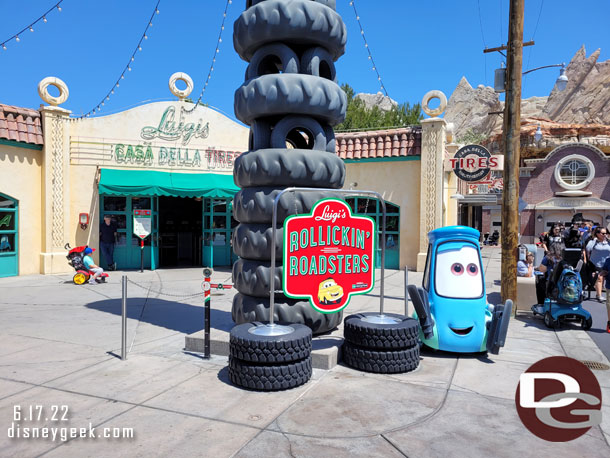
[{"xmin": 556, "ymin": 265, "xmax": 582, "ymax": 305}]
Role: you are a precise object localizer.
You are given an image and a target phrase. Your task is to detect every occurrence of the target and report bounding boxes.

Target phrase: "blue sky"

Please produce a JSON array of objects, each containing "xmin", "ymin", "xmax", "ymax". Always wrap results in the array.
[{"xmin": 0, "ymin": 0, "xmax": 608, "ymax": 122}]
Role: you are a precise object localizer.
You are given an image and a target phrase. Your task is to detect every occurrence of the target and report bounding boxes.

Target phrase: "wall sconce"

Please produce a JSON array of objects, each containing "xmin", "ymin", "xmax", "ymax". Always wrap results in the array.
[
  {"xmin": 537, "ymin": 214, "xmax": 543, "ymax": 223},
  {"xmin": 79, "ymin": 212, "xmax": 89, "ymax": 230}
]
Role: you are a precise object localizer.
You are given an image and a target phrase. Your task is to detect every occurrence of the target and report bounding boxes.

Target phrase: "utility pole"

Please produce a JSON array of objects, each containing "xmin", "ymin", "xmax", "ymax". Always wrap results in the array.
[{"xmin": 501, "ymin": 0, "xmax": 524, "ymax": 303}]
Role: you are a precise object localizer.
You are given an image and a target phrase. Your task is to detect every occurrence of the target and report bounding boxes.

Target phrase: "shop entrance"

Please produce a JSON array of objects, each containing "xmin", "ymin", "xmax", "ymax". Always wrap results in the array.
[{"xmin": 158, "ymin": 197, "xmax": 203, "ymax": 267}]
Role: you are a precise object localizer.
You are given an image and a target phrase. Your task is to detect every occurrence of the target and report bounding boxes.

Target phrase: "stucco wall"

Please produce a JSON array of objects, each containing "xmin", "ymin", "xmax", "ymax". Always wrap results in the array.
[
  {"xmin": 0, "ymin": 143, "xmax": 42, "ymax": 275},
  {"xmin": 344, "ymin": 159, "xmax": 421, "ymax": 269}
]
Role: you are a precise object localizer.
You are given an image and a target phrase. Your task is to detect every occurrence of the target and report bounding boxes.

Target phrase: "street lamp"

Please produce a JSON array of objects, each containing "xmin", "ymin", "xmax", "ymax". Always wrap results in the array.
[
  {"xmin": 494, "ymin": 62, "xmax": 568, "ymax": 93},
  {"xmin": 534, "ymin": 124, "xmax": 543, "ymax": 142}
]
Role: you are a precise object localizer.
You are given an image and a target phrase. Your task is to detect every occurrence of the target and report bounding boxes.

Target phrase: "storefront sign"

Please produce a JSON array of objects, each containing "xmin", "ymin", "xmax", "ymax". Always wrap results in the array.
[
  {"xmin": 140, "ymin": 106, "xmax": 210, "ymax": 145},
  {"xmin": 113, "ymin": 144, "xmax": 241, "ymax": 169},
  {"xmin": 445, "ymin": 145, "xmax": 503, "ymax": 182},
  {"xmin": 133, "ymin": 210, "xmax": 152, "ymax": 239},
  {"xmin": 283, "ymin": 199, "xmax": 375, "ymax": 313}
]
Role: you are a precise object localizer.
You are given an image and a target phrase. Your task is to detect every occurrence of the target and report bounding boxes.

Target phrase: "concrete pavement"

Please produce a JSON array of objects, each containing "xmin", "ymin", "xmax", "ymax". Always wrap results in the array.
[{"xmin": 0, "ymin": 246, "xmax": 609, "ymax": 457}]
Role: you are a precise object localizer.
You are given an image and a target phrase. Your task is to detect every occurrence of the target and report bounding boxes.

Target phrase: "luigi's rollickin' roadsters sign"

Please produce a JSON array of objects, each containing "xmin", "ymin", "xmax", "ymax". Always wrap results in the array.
[{"xmin": 283, "ymin": 199, "xmax": 376, "ymax": 313}]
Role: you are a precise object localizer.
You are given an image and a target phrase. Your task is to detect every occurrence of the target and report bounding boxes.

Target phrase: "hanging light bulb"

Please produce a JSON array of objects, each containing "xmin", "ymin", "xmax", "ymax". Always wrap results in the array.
[
  {"xmin": 106, "ymin": 96, "xmax": 109, "ymax": 100},
  {"xmin": 149, "ymin": 22, "xmax": 153, "ymax": 27},
  {"xmin": 121, "ymin": 74, "xmax": 125, "ymax": 79},
  {"xmin": 15, "ymin": 36, "xmax": 20, "ymax": 42},
  {"xmin": 138, "ymin": 46, "xmax": 142, "ymax": 51},
  {"xmin": 43, "ymin": 16, "xmax": 47, "ymax": 22},
  {"xmin": 2, "ymin": 44, "xmax": 6, "ymax": 50},
  {"xmin": 156, "ymin": 9, "xmax": 160, "ymax": 14},
  {"xmin": 57, "ymin": 6, "xmax": 62, "ymax": 12},
  {"xmin": 144, "ymin": 35, "xmax": 148, "ymax": 40},
  {"xmin": 29, "ymin": 26, "xmax": 34, "ymax": 32},
  {"xmin": 116, "ymin": 83, "xmax": 120, "ymax": 87},
  {"xmin": 111, "ymin": 90, "xmax": 114, "ymax": 94},
  {"xmin": 131, "ymin": 56, "xmax": 134, "ymax": 61}
]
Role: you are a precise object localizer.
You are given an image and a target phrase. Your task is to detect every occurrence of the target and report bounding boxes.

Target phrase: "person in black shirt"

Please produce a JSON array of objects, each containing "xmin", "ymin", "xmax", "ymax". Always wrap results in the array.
[{"xmin": 100, "ymin": 215, "xmax": 118, "ymax": 270}]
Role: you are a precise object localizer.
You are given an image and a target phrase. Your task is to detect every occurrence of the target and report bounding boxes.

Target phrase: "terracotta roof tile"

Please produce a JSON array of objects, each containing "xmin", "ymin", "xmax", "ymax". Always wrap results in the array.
[
  {"xmin": 335, "ymin": 127, "xmax": 421, "ymax": 160},
  {"xmin": 0, "ymin": 103, "xmax": 44, "ymax": 146}
]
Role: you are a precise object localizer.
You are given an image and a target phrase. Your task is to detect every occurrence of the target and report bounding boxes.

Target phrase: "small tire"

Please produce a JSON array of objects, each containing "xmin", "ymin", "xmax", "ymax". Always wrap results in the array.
[
  {"xmin": 73, "ymin": 272, "xmax": 87, "ymax": 285},
  {"xmin": 582, "ymin": 316, "xmax": 593, "ymax": 330},
  {"xmin": 228, "ymin": 355, "xmax": 312, "ymax": 391},
  {"xmin": 233, "ymin": 187, "xmax": 340, "ymax": 224},
  {"xmin": 234, "ymin": 74, "xmax": 347, "ymax": 126},
  {"xmin": 233, "ymin": 148, "xmax": 345, "ymax": 188},
  {"xmin": 230, "ymin": 322, "xmax": 311, "ymax": 363},
  {"xmin": 544, "ymin": 312, "xmax": 557, "ymax": 329},
  {"xmin": 234, "ymin": 0, "xmax": 346, "ymax": 62},
  {"xmin": 233, "ymin": 258, "xmax": 283, "ymax": 298},
  {"xmin": 232, "ymin": 292, "xmax": 342, "ymax": 335},
  {"xmin": 343, "ymin": 313, "xmax": 420, "ymax": 350},
  {"xmin": 245, "ymin": 43, "xmax": 300, "ymax": 80},
  {"xmin": 232, "ymin": 223, "xmax": 283, "ymax": 261},
  {"xmin": 301, "ymin": 46, "xmax": 337, "ymax": 82},
  {"xmin": 341, "ymin": 342, "xmax": 420, "ymax": 374}
]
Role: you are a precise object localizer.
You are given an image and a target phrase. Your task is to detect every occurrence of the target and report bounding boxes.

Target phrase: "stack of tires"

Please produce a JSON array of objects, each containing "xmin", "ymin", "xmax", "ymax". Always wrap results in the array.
[
  {"xmin": 231, "ymin": 0, "xmax": 348, "ymax": 336},
  {"xmin": 342, "ymin": 313, "xmax": 421, "ymax": 373},
  {"xmin": 228, "ymin": 322, "xmax": 313, "ymax": 391}
]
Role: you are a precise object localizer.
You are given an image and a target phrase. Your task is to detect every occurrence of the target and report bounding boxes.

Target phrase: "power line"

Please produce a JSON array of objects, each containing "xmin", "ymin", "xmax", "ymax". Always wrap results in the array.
[
  {"xmin": 78, "ymin": 0, "xmax": 161, "ymax": 118},
  {"xmin": 349, "ymin": 0, "xmax": 389, "ymax": 97},
  {"xmin": 477, "ymin": 0, "xmax": 488, "ymax": 85},
  {"xmin": 524, "ymin": 0, "xmax": 545, "ymax": 86},
  {"xmin": 182, "ymin": 0, "xmax": 233, "ymax": 113},
  {"xmin": 0, "ymin": 1, "xmax": 65, "ymax": 52}
]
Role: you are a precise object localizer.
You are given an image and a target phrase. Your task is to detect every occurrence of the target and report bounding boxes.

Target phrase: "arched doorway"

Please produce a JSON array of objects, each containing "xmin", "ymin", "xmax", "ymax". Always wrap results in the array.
[{"xmin": 0, "ymin": 193, "xmax": 18, "ymax": 277}]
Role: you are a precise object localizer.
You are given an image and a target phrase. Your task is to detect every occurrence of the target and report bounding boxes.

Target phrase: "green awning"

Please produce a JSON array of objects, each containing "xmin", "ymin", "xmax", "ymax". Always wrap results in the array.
[{"xmin": 99, "ymin": 169, "xmax": 239, "ymax": 198}]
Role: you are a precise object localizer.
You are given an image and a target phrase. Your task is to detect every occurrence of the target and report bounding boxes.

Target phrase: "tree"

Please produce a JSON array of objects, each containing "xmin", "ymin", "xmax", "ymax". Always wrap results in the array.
[{"xmin": 335, "ymin": 83, "xmax": 423, "ymax": 131}]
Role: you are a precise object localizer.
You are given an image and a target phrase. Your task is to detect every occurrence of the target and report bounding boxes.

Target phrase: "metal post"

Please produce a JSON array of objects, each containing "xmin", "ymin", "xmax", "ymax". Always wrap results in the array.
[
  {"xmin": 204, "ymin": 273, "xmax": 211, "ymax": 359},
  {"xmin": 501, "ymin": 0, "xmax": 524, "ymax": 304},
  {"xmin": 121, "ymin": 275, "xmax": 127, "ymax": 361},
  {"xmin": 140, "ymin": 238, "xmax": 144, "ymax": 273},
  {"xmin": 404, "ymin": 268, "xmax": 409, "ymax": 317}
]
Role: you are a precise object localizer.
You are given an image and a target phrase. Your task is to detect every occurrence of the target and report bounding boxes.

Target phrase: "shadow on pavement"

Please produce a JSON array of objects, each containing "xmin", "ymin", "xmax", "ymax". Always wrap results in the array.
[{"xmin": 85, "ymin": 298, "xmax": 233, "ymax": 334}]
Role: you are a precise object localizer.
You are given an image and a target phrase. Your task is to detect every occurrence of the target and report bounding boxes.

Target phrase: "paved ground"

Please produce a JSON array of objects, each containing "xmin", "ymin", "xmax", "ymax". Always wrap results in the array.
[{"xmin": 0, "ymin": 246, "xmax": 609, "ymax": 457}]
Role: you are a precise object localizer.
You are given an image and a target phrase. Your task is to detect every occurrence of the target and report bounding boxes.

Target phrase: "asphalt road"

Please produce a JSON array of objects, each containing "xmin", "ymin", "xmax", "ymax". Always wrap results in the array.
[{"xmin": 582, "ymin": 297, "xmax": 610, "ymax": 360}]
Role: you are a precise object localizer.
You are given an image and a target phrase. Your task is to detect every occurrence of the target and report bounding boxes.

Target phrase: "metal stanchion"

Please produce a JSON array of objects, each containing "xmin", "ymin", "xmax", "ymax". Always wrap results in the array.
[
  {"xmin": 202, "ymin": 268, "xmax": 213, "ymax": 359},
  {"xmin": 121, "ymin": 275, "xmax": 127, "ymax": 361},
  {"xmin": 404, "ymin": 268, "xmax": 409, "ymax": 317}
]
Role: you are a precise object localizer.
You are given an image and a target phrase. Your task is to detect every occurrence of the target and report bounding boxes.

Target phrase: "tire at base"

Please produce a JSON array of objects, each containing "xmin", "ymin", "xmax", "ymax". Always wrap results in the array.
[
  {"xmin": 230, "ymin": 322, "xmax": 311, "ymax": 363},
  {"xmin": 341, "ymin": 342, "xmax": 420, "ymax": 374},
  {"xmin": 228, "ymin": 355, "xmax": 312, "ymax": 391},
  {"xmin": 343, "ymin": 313, "xmax": 419, "ymax": 350}
]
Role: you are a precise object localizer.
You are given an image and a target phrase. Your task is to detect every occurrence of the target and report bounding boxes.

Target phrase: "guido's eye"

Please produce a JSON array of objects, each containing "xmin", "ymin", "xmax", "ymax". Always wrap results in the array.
[
  {"xmin": 450, "ymin": 263, "xmax": 464, "ymax": 275},
  {"xmin": 467, "ymin": 263, "xmax": 479, "ymax": 276}
]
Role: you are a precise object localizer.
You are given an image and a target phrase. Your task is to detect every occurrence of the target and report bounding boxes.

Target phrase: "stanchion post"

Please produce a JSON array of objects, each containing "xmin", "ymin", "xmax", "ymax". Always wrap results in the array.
[
  {"xmin": 121, "ymin": 275, "xmax": 127, "ymax": 361},
  {"xmin": 140, "ymin": 238, "xmax": 144, "ymax": 273},
  {"xmin": 404, "ymin": 268, "xmax": 409, "ymax": 317},
  {"xmin": 202, "ymin": 268, "xmax": 212, "ymax": 359}
]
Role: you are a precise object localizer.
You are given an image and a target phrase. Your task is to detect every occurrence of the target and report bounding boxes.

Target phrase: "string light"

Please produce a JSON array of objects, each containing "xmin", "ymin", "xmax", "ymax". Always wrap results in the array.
[
  {"xmin": 349, "ymin": 0, "xmax": 389, "ymax": 97},
  {"xmin": 79, "ymin": 0, "xmax": 161, "ymax": 118},
  {"xmin": 0, "ymin": 1, "xmax": 64, "ymax": 53},
  {"xmin": 182, "ymin": 0, "xmax": 232, "ymax": 113}
]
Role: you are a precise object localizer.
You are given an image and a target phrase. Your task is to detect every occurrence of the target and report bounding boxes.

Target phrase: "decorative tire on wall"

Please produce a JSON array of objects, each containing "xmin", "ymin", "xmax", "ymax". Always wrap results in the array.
[
  {"xmin": 341, "ymin": 313, "xmax": 421, "ymax": 373},
  {"xmin": 228, "ymin": 322, "xmax": 312, "ymax": 391},
  {"xmin": 232, "ymin": 293, "xmax": 342, "ymax": 335},
  {"xmin": 342, "ymin": 342, "xmax": 420, "ymax": 374},
  {"xmin": 234, "ymin": 0, "xmax": 345, "ymax": 61},
  {"xmin": 234, "ymin": 148, "xmax": 345, "ymax": 188}
]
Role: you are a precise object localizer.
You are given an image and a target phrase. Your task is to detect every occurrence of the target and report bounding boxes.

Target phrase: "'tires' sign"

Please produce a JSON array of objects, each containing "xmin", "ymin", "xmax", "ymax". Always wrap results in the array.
[
  {"xmin": 445, "ymin": 144, "xmax": 504, "ymax": 182},
  {"xmin": 283, "ymin": 199, "xmax": 376, "ymax": 314}
]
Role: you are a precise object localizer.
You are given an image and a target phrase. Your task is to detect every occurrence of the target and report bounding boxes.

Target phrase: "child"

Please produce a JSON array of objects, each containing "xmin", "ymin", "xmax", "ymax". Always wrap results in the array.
[{"xmin": 83, "ymin": 247, "xmax": 104, "ymax": 285}]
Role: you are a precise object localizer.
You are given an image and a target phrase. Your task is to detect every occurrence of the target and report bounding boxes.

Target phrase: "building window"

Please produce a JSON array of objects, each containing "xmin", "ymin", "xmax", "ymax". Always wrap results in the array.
[
  {"xmin": 0, "ymin": 193, "xmax": 18, "ymax": 277},
  {"xmin": 554, "ymin": 154, "xmax": 595, "ymax": 190}
]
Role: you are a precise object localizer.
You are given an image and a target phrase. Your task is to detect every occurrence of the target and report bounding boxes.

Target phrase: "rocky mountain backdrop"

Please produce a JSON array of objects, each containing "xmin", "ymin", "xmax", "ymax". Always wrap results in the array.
[{"xmin": 444, "ymin": 46, "xmax": 610, "ymax": 140}]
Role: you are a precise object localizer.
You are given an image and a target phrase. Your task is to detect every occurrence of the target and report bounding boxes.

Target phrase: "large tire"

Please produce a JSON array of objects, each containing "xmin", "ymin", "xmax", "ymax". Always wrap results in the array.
[
  {"xmin": 233, "ymin": 258, "xmax": 283, "ymax": 297},
  {"xmin": 232, "ymin": 223, "xmax": 283, "ymax": 261},
  {"xmin": 233, "ymin": 148, "xmax": 345, "ymax": 188},
  {"xmin": 229, "ymin": 322, "xmax": 311, "ymax": 363},
  {"xmin": 341, "ymin": 342, "xmax": 420, "ymax": 374},
  {"xmin": 234, "ymin": 74, "xmax": 347, "ymax": 126},
  {"xmin": 245, "ymin": 43, "xmax": 300, "ymax": 80},
  {"xmin": 232, "ymin": 292, "xmax": 342, "ymax": 335},
  {"xmin": 228, "ymin": 355, "xmax": 312, "ymax": 391},
  {"xmin": 247, "ymin": 0, "xmax": 336, "ymax": 10},
  {"xmin": 233, "ymin": 187, "xmax": 340, "ymax": 224},
  {"xmin": 301, "ymin": 46, "xmax": 337, "ymax": 82},
  {"xmin": 343, "ymin": 313, "xmax": 420, "ymax": 350},
  {"xmin": 234, "ymin": 0, "xmax": 345, "ymax": 62},
  {"xmin": 248, "ymin": 118, "xmax": 272, "ymax": 151}
]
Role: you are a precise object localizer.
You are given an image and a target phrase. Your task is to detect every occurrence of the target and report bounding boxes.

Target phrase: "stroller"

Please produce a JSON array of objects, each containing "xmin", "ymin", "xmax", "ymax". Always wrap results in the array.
[
  {"xmin": 65, "ymin": 244, "xmax": 109, "ymax": 285},
  {"xmin": 487, "ymin": 230, "xmax": 500, "ymax": 246},
  {"xmin": 531, "ymin": 250, "xmax": 592, "ymax": 330}
]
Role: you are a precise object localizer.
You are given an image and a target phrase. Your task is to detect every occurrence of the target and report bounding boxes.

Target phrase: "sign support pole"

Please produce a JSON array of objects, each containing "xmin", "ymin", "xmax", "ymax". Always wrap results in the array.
[
  {"xmin": 202, "ymin": 268, "xmax": 213, "ymax": 359},
  {"xmin": 140, "ymin": 238, "xmax": 144, "ymax": 273}
]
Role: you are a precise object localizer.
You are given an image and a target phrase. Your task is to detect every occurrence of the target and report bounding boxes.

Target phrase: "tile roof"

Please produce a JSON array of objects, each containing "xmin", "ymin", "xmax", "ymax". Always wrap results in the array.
[
  {"xmin": 0, "ymin": 103, "xmax": 44, "ymax": 146},
  {"xmin": 335, "ymin": 126, "xmax": 421, "ymax": 160}
]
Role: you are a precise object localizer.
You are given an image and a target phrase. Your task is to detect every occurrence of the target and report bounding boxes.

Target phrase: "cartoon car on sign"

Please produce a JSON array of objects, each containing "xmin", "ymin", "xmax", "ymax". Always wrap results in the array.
[
  {"xmin": 407, "ymin": 226, "xmax": 512, "ymax": 354},
  {"xmin": 318, "ymin": 278, "xmax": 344, "ymax": 305}
]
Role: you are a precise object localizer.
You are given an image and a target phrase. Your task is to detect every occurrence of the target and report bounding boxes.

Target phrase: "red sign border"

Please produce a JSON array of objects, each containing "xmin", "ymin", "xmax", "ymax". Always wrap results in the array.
[{"xmin": 282, "ymin": 198, "xmax": 376, "ymax": 314}]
